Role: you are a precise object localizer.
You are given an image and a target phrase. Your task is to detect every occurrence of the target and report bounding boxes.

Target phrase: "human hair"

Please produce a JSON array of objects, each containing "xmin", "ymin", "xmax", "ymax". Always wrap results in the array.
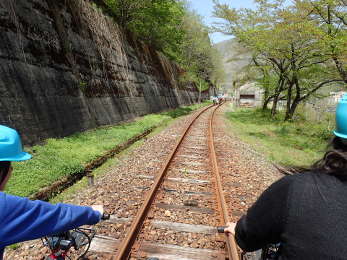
[
  {"xmin": 0, "ymin": 161, "xmax": 11, "ymax": 185},
  {"xmin": 278, "ymin": 137, "xmax": 347, "ymax": 177},
  {"xmin": 311, "ymin": 137, "xmax": 347, "ymax": 176}
]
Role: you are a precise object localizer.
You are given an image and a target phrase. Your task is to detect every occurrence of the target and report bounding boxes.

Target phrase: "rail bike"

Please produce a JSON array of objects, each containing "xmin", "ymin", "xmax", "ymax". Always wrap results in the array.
[{"xmin": 42, "ymin": 213, "xmax": 110, "ymax": 260}]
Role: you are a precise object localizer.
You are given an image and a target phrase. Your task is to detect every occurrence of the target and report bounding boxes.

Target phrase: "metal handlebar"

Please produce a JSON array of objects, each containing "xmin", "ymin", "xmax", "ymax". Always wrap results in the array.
[
  {"xmin": 101, "ymin": 213, "xmax": 110, "ymax": 220},
  {"xmin": 217, "ymin": 226, "xmax": 228, "ymax": 233}
]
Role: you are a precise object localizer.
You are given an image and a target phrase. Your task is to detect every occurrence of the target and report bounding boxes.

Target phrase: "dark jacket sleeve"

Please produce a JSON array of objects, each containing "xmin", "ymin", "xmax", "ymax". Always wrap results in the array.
[
  {"xmin": 235, "ymin": 176, "xmax": 293, "ymax": 252},
  {"xmin": 0, "ymin": 192, "xmax": 101, "ymax": 248}
]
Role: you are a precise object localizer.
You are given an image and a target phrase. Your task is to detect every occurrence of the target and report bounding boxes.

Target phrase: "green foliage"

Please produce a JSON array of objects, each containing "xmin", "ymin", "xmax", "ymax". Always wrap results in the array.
[
  {"xmin": 101, "ymin": 0, "xmax": 225, "ymax": 91},
  {"xmin": 8, "ymin": 244, "xmax": 20, "ymax": 250},
  {"xmin": 127, "ymin": 0, "xmax": 186, "ymax": 59},
  {"xmin": 6, "ymin": 102, "xmax": 210, "ymax": 197},
  {"xmin": 213, "ymin": 0, "xmax": 346, "ymax": 120},
  {"xmin": 164, "ymin": 101, "xmax": 210, "ymax": 118},
  {"xmin": 178, "ymin": 10, "xmax": 223, "ymax": 88},
  {"xmin": 226, "ymin": 107, "xmax": 332, "ymax": 166}
]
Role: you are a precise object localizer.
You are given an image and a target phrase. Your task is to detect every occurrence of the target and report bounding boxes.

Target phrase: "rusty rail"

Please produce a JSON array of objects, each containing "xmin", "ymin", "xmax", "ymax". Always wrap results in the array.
[
  {"xmin": 209, "ymin": 104, "xmax": 240, "ymax": 260},
  {"xmin": 115, "ymin": 105, "xmax": 213, "ymax": 260},
  {"xmin": 115, "ymin": 103, "xmax": 240, "ymax": 260}
]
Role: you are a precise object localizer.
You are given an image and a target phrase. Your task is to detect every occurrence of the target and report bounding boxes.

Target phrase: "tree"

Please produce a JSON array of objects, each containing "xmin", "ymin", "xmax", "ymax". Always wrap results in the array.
[
  {"xmin": 210, "ymin": 48, "xmax": 226, "ymax": 92},
  {"xmin": 104, "ymin": 0, "xmax": 149, "ymax": 27},
  {"xmin": 101, "ymin": 0, "xmax": 225, "ymax": 93},
  {"xmin": 296, "ymin": 0, "xmax": 347, "ymax": 83},
  {"xmin": 178, "ymin": 9, "xmax": 224, "ymax": 93},
  {"xmin": 213, "ymin": 0, "xmax": 345, "ymax": 120}
]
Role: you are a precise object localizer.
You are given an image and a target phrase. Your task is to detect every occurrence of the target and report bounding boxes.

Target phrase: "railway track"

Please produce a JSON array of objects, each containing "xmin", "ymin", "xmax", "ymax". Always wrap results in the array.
[{"xmin": 89, "ymin": 104, "xmax": 239, "ymax": 260}]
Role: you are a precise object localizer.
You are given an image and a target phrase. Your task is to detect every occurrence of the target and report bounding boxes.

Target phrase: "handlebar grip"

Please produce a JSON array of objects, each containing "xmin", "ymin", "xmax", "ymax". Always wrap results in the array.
[
  {"xmin": 101, "ymin": 213, "xmax": 110, "ymax": 220},
  {"xmin": 217, "ymin": 226, "xmax": 228, "ymax": 233}
]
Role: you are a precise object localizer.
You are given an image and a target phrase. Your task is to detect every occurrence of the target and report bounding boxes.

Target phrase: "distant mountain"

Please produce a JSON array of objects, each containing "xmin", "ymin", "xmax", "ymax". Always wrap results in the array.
[{"xmin": 214, "ymin": 38, "xmax": 252, "ymax": 93}]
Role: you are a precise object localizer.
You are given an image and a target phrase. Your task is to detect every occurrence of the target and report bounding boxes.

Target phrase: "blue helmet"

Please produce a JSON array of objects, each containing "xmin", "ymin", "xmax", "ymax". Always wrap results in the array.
[
  {"xmin": 334, "ymin": 94, "xmax": 347, "ymax": 139},
  {"xmin": 0, "ymin": 125, "xmax": 32, "ymax": 162}
]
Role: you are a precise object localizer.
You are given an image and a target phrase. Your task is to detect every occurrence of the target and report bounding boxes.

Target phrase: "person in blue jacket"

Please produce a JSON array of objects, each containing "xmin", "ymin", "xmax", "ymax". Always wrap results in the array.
[{"xmin": 0, "ymin": 125, "xmax": 103, "ymax": 259}]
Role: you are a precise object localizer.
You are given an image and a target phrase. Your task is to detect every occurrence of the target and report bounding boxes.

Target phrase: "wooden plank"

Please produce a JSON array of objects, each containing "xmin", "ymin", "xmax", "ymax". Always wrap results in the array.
[
  {"xmin": 138, "ymin": 242, "xmax": 226, "ymax": 260},
  {"xmin": 178, "ymin": 155, "xmax": 205, "ymax": 159},
  {"xmin": 89, "ymin": 235, "xmax": 120, "ymax": 254},
  {"xmin": 138, "ymin": 175, "xmax": 210, "ymax": 184},
  {"xmin": 189, "ymin": 135, "xmax": 206, "ymax": 138},
  {"xmin": 167, "ymin": 177, "xmax": 210, "ymax": 184},
  {"xmin": 151, "ymin": 220, "xmax": 218, "ymax": 235},
  {"xmin": 163, "ymin": 187, "xmax": 180, "ymax": 193},
  {"xmin": 186, "ymin": 136, "xmax": 206, "ymax": 140},
  {"xmin": 184, "ymin": 146, "xmax": 206, "ymax": 150},
  {"xmin": 105, "ymin": 217, "xmax": 218, "ymax": 235},
  {"xmin": 136, "ymin": 187, "xmax": 212, "ymax": 197},
  {"xmin": 163, "ymin": 187, "xmax": 212, "ymax": 196},
  {"xmin": 184, "ymin": 190, "xmax": 213, "ymax": 196},
  {"xmin": 90, "ymin": 236, "xmax": 225, "ymax": 259},
  {"xmin": 179, "ymin": 161, "xmax": 205, "ymax": 167},
  {"xmin": 176, "ymin": 168, "xmax": 208, "ymax": 174},
  {"xmin": 138, "ymin": 175, "xmax": 156, "ymax": 180},
  {"xmin": 188, "ymin": 141, "xmax": 207, "ymax": 146},
  {"xmin": 156, "ymin": 203, "xmax": 214, "ymax": 214},
  {"xmin": 186, "ymin": 140, "xmax": 207, "ymax": 144},
  {"xmin": 135, "ymin": 186, "xmax": 150, "ymax": 191}
]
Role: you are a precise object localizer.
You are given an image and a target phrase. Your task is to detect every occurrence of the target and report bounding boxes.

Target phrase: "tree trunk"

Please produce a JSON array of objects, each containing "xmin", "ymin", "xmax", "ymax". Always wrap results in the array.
[
  {"xmin": 333, "ymin": 56, "xmax": 347, "ymax": 83},
  {"xmin": 285, "ymin": 44, "xmax": 300, "ymax": 121},
  {"xmin": 285, "ymin": 79, "xmax": 300, "ymax": 121},
  {"xmin": 285, "ymin": 98, "xmax": 300, "ymax": 121},
  {"xmin": 270, "ymin": 76, "xmax": 285, "ymax": 116},
  {"xmin": 262, "ymin": 88, "xmax": 270, "ymax": 110},
  {"xmin": 198, "ymin": 87, "xmax": 201, "ymax": 104},
  {"xmin": 271, "ymin": 94, "xmax": 280, "ymax": 117},
  {"xmin": 285, "ymin": 83, "xmax": 293, "ymax": 121},
  {"xmin": 263, "ymin": 96, "xmax": 271, "ymax": 110}
]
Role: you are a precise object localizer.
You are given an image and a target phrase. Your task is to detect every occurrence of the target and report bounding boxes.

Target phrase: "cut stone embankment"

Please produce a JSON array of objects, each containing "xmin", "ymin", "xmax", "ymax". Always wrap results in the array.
[{"xmin": 0, "ymin": 0, "xmax": 210, "ymax": 146}]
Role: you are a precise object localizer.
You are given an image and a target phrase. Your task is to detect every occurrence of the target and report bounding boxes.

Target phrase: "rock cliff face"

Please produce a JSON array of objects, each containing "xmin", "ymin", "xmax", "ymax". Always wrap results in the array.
[{"xmin": 0, "ymin": 0, "xmax": 203, "ymax": 145}]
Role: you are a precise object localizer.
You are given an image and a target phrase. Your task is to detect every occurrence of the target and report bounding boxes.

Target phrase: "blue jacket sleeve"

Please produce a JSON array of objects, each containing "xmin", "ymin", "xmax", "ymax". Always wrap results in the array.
[{"xmin": 0, "ymin": 192, "xmax": 101, "ymax": 248}]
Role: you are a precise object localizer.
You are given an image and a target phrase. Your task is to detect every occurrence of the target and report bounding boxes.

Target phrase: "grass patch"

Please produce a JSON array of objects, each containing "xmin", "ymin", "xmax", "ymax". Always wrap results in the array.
[
  {"xmin": 225, "ymin": 106, "xmax": 333, "ymax": 167},
  {"xmin": 6, "ymin": 102, "xmax": 210, "ymax": 197},
  {"xmin": 163, "ymin": 102, "xmax": 211, "ymax": 118}
]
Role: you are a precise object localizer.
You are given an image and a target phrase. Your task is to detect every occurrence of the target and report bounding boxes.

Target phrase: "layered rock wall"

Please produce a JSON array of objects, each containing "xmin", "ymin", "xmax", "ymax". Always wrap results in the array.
[{"xmin": 0, "ymin": 0, "xmax": 205, "ymax": 145}]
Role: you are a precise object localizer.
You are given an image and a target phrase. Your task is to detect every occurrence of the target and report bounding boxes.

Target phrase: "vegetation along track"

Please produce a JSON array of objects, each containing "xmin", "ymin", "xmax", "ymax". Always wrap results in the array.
[{"xmin": 88, "ymin": 103, "xmax": 239, "ymax": 260}]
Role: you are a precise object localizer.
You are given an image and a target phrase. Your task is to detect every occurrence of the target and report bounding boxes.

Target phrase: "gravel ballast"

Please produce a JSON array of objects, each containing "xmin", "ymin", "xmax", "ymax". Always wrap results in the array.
[{"xmin": 4, "ymin": 104, "xmax": 282, "ymax": 259}]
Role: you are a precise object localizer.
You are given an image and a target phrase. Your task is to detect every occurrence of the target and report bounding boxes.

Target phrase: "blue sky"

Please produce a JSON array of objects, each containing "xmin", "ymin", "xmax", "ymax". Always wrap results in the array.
[{"xmin": 187, "ymin": 0, "xmax": 257, "ymax": 44}]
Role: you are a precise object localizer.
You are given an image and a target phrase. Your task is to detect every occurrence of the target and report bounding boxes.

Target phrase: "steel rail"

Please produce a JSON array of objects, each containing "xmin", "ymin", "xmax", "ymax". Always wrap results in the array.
[
  {"xmin": 209, "ymin": 103, "xmax": 240, "ymax": 260},
  {"xmin": 115, "ymin": 104, "xmax": 214, "ymax": 260}
]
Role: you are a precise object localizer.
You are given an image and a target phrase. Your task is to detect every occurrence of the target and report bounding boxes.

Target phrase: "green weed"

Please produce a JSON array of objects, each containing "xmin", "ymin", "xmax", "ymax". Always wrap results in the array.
[{"xmin": 226, "ymin": 107, "xmax": 331, "ymax": 167}]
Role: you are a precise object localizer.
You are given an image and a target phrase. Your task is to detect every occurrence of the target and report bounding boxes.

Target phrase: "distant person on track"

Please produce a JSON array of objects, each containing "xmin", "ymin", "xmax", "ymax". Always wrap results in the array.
[
  {"xmin": 0, "ymin": 125, "xmax": 103, "ymax": 260},
  {"xmin": 224, "ymin": 94, "xmax": 347, "ymax": 260},
  {"xmin": 211, "ymin": 96, "xmax": 219, "ymax": 105}
]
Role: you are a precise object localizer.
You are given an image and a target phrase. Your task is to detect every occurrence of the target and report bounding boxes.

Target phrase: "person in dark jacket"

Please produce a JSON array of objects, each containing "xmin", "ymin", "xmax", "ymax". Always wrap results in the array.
[
  {"xmin": 224, "ymin": 94, "xmax": 347, "ymax": 260},
  {"xmin": 0, "ymin": 125, "xmax": 103, "ymax": 259}
]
